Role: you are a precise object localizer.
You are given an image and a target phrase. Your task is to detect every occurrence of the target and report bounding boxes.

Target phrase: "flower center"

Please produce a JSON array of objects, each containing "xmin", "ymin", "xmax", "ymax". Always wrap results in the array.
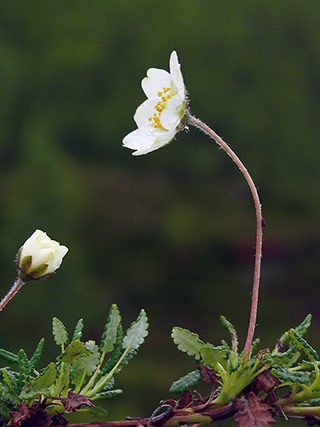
[{"xmin": 148, "ymin": 87, "xmax": 175, "ymax": 130}]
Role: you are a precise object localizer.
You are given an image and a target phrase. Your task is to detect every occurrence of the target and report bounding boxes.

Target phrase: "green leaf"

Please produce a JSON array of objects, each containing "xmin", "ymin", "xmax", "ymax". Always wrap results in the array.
[
  {"xmin": 72, "ymin": 341, "xmax": 100, "ymax": 387},
  {"xmin": 281, "ymin": 314, "xmax": 312, "ymax": 345},
  {"xmin": 288, "ymin": 329, "xmax": 319, "ymax": 362},
  {"xmin": 221, "ymin": 339, "xmax": 230, "ymax": 351},
  {"xmin": 0, "ymin": 349, "xmax": 19, "ymax": 364},
  {"xmin": 60, "ymin": 340, "xmax": 90, "ymax": 363},
  {"xmin": 171, "ymin": 327, "xmax": 204, "ymax": 359},
  {"xmin": 100, "ymin": 304, "xmax": 122, "ymax": 353},
  {"xmin": 271, "ymin": 366, "xmax": 310, "ymax": 384},
  {"xmin": 102, "ymin": 325, "xmax": 123, "ymax": 374},
  {"xmin": 30, "ymin": 338, "xmax": 45, "ymax": 370},
  {"xmin": 17, "ymin": 349, "xmax": 31, "ymax": 388},
  {"xmin": 54, "ymin": 363, "xmax": 67, "ymax": 395},
  {"xmin": 117, "ymin": 349, "xmax": 137, "ymax": 372},
  {"xmin": 220, "ymin": 315, "xmax": 238, "ymax": 353},
  {"xmin": 296, "ymin": 314, "xmax": 312, "ymax": 336},
  {"xmin": 169, "ymin": 370, "xmax": 201, "ymax": 393},
  {"xmin": 306, "ymin": 398, "xmax": 320, "ymax": 406},
  {"xmin": 251, "ymin": 338, "xmax": 261, "ymax": 354},
  {"xmin": 29, "ymin": 362, "xmax": 57, "ymax": 394},
  {"xmin": 52, "ymin": 317, "xmax": 69, "ymax": 347},
  {"xmin": 92, "ymin": 389, "xmax": 123, "ymax": 401},
  {"xmin": 200, "ymin": 344, "xmax": 228, "ymax": 369},
  {"xmin": 122, "ymin": 309, "xmax": 148, "ymax": 351},
  {"xmin": 72, "ymin": 319, "xmax": 84, "ymax": 341},
  {"xmin": 268, "ymin": 347, "xmax": 300, "ymax": 368},
  {"xmin": 0, "ymin": 368, "xmax": 16, "ymax": 392}
]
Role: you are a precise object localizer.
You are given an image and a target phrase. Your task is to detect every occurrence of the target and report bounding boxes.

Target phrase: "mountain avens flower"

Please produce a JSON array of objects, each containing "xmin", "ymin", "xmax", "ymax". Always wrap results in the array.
[
  {"xmin": 124, "ymin": 50, "xmax": 264, "ymax": 355},
  {"xmin": 18, "ymin": 230, "xmax": 68, "ymax": 280},
  {"xmin": 123, "ymin": 51, "xmax": 186, "ymax": 156}
]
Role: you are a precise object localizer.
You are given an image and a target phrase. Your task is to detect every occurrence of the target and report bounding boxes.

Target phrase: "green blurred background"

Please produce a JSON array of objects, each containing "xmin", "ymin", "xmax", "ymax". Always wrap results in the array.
[{"xmin": 0, "ymin": 1, "xmax": 319, "ymax": 424}]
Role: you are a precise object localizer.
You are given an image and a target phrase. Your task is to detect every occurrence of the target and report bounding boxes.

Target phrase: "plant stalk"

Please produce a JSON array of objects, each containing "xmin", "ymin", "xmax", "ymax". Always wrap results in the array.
[
  {"xmin": 0, "ymin": 275, "xmax": 25, "ymax": 312},
  {"xmin": 69, "ymin": 402, "xmax": 234, "ymax": 427},
  {"xmin": 187, "ymin": 114, "xmax": 263, "ymax": 354}
]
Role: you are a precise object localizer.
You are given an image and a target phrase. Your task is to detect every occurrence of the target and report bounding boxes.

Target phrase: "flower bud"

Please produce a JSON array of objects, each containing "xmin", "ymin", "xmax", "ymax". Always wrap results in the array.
[{"xmin": 17, "ymin": 230, "xmax": 68, "ymax": 280}]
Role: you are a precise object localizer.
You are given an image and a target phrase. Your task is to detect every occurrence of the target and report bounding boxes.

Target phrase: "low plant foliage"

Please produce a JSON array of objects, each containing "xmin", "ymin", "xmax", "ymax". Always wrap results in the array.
[
  {"xmin": 0, "ymin": 304, "xmax": 148, "ymax": 425},
  {"xmin": 167, "ymin": 313, "xmax": 320, "ymax": 425}
]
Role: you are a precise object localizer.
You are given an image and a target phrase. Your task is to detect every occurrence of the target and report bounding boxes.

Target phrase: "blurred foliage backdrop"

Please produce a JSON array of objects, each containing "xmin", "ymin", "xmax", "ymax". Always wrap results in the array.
[{"xmin": 0, "ymin": 0, "xmax": 319, "ymax": 422}]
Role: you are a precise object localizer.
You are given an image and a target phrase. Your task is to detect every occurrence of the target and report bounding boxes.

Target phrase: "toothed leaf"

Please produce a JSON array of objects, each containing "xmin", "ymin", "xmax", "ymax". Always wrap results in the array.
[
  {"xmin": 92, "ymin": 389, "xmax": 123, "ymax": 401},
  {"xmin": 271, "ymin": 366, "xmax": 310, "ymax": 384},
  {"xmin": 220, "ymin": 315, "xmax": 238, "ymax": 353},
  {"xmin": 28, "ymin": 362, "xmax": 57, "ymax": 395},
  {"xmin": 170, "ymin": 370, "xmax": 201, "ymax": 393},
  {"xmin": 30, "ymin": 338, "xmax": 45, "ymax": 370},
  {"xmin": 200, "ymin": 344, "xmax": 228, "ymax": 368},
  {"xmin": 296, "ymin": 314, "xmax": 312, "ymax": 336},
  {"xmin": 0, "ymin": 349, "xmax": 19, "ymax": 364},
  {"xmin": 0, "ymin": 368, "xmax": 16, "ymax": 392},
  {"xmin": 72, "ymin": 341, "xmax": 100, "ymax": 386},
  {"xmin": 102, "ymin": 325, "xmax": 123, "ymax": 374},
  {"xmin": 267, "ymin": 347, "xmax": 300, "ymax": 368},
  {"xmin": 280, "ymin": 314, "xmax": 312, "ymax": 345},
  {"xmin": 122, "ymin": 309, "xmax": 148, "ymax": 351},
  {"xmin": 251, "ymin": 338, "xmax": 261, "ymax": 354},
  {"xmin": 101, "ymin": 304, "xmax": 122, "ymax": 353},
  {"xmin": 288, "ymin": 329, "xmax": 319, "ymax": 362},
  {"xmin": 72, "ymin": 319, "xmax": 84, "ymax": 341},
  {"xmin": 61, "ymin": 340, "xmax": 90, "ymax": 363},
  {"xmin": 171, "ymin": 327, "xmax": 204, "ymax": 359},
  {"xmin": 17, "ymin": 349, "xmax": 31, "ymax": 388},
  {"xmin": 52, "ymin": 317, "xmax": 69, "ymax": 346}
]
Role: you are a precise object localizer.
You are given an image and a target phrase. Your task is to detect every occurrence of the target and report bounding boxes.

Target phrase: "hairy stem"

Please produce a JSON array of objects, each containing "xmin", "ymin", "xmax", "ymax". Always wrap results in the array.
[
  {"xmin": 187, "ymin": 114, "xmax": 263, "ymax": 354},
  {"xmin": 0, "ymin": 276, "xmax": 25, "ymax": 312}
]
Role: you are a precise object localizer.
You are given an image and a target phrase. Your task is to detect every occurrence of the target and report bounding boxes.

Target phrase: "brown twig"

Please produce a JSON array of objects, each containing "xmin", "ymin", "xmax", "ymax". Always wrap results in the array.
[{"xmin": 68, "ymin": 402, "xmax": 235, "ymax": 427}]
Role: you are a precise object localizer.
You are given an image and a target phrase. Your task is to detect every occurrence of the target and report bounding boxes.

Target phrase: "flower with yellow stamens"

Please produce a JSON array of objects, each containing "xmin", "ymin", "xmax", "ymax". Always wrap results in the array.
[{"xmin": 123, "ymin": 51, "xmax": 186, "ymax": 156}]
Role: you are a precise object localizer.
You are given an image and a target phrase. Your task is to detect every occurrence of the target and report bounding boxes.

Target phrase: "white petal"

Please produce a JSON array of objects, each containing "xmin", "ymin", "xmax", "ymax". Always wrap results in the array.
[
  {"xmin": 20, "ymin": 230, "xmax": 46, "ymax": 258},
  {"xmin": 169, "ymin": 51, "xmax": 185, "ymax": 97},
  {"xmin": 59, "ymin": 245, "xmax": 69, "ymax": 259},
  {"xmin": 161, "ymin": 95, "xmax": 184, "ymax": 130},
  {"xmin": 123, "ymin": 128, "xmax": 158, "ymax": 150},
  {"xmin": 31, "ymin": 248, "xmax": 54, "ymax": 269},
  {"xmin": 132, "ymin": 128, "xmax": 177, "ymax": 156},
  {"xmin": 134, "ymin": 98, "xmax": 158, "ymax": 128},
  {"xmin": 46, "ymin": 253, "xmax": 62, "ymax": 273},
  {"xmin": 141, "ymin": 68, "xmax": 171, "ymax": 98}
]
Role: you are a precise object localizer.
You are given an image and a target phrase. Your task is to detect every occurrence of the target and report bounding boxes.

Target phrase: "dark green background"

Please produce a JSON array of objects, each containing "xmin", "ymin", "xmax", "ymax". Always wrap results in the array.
[{"xmin": 0, "ymin": 1, "xmax": 319, "ymax": 424}]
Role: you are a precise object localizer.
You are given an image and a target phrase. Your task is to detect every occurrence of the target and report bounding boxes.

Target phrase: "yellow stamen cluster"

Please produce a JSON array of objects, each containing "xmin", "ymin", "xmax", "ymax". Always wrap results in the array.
[{"xmin": 148, "ymin": 87, "xmax": 175, "ymax": 130}]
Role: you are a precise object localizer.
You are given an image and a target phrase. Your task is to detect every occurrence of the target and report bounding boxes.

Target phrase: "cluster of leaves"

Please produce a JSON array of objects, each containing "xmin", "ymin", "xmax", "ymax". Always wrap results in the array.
[
  {"xmin": 170, "ymin": 313, "xmax": 320, "ymax": 425},
  {"xmin": 0, "ymin": 304, "xmax": 148, "ymax": 425},
  {"xmin": 170, "ymin": 315, "xmax": 266, "ymax": 405}
]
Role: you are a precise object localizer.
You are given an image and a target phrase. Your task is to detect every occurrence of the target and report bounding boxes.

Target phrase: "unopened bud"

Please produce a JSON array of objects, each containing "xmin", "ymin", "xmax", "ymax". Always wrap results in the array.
[{"xmin": 17, "ymin": 230, "xmax": 68, "ymax": 280}]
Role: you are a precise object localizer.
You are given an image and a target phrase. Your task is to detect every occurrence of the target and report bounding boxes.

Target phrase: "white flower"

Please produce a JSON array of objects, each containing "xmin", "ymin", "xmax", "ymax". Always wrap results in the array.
[
  {"xmin": 18, "ymin": 230, "xmax": 68, "ymax": 279},
  {"xmin": 123, "ymin": 51, "xmax": 186, "ymax": 156}
]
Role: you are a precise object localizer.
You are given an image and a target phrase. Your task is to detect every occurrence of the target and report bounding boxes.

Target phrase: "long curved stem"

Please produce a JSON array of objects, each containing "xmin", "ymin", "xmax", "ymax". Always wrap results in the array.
[
  {"xmin": 0, "ymin": 276, "xmax": 25, "ymax": 312},
  {"xmin": 187, "ymin": 114, "xmax": 263, "ymax": 354}
]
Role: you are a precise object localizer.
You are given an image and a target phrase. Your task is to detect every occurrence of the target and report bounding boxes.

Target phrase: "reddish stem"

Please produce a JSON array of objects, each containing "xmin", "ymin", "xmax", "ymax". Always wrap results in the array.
[
  {"xmin": 68, "ymin": 402, "xmax": 234, "ymax": 426},
  {"xmin": 0, "ymin": 276, "xmax": 25, "ymax": 312},
  {"xmin": 187, "ymin": 114, "xmax": 263, "ymax": 354}
]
